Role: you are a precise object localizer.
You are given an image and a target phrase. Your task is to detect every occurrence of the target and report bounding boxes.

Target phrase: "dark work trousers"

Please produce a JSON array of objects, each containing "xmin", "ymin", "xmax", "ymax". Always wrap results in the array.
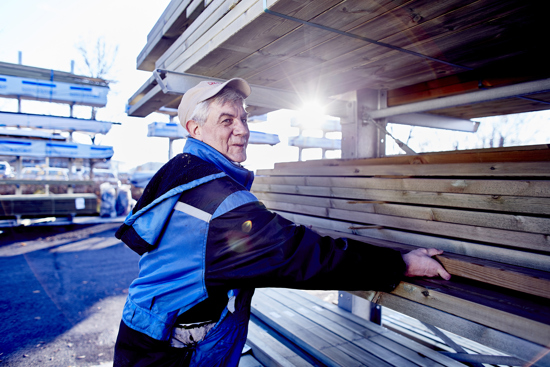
[{"xmin": 114, "ymin": 320, "xmax": 193, "ymax": 367}]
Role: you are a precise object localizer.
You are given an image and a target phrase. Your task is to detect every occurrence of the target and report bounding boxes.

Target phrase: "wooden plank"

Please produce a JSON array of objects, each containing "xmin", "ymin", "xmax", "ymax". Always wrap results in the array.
[
  {"xmin": 352, "ymin": 6, "xmax": 531, "ymax": 87},
  {"xmin": 252, "ymin": 188, "xmax": 550, "ymax": 234},
  {"xmin": 186, "ymin": 0, "xmax": 204, "ymax": 18},
  {"xmin": 247, "ymin": 321, "xmax": 315, "ymax": 367},
  {"xmin": 382, "ymin": 310, "xmax": 478, "ymax": 353},
  {"xmin": 372, "ymin": 292, "xmax": 550, "ymax": 366},
  {"xmin": 253, "ymin": 175, "xmax": 550, "ymax": 198},
  {"xmin": 436, "ymin": 255, "xmax": 550, "ymax": 300},
  {"xmin": 278, "ymin": 213, "xmax": 550, "ymax": 272},
  {"xmin": 353, "ymin": 283, "xmax": 550, "ymax": 347},
  {"xmin": 388, "ymin": 76, "xmax": 535, "ymax": 106},
  {"xmin": 252, "ymin": 290, "xmax": 397, "ymax": 367},
  {"xmin": 156, "ymin": 0, "xmax": 249, "ymax": 70},
  {"xmin": 238, "ymin": 354, "xmax": 263, "ymax": 367},
  {"xmin": 438, "ymin": 352, "xmax": 526, "ymax": 366},
  {"xmin": 127, "ymin": 82, "xmax": 181, "ymax": 118},
  {"xmin": 253, "ymin": 184, "xmax": 550, "ymax": 215},
  {"xmin": 187, "ymin": 0, "xmax": 349, "ymax": 78},
  {"xmin": 260, "ymin": 289, "xmax": 446, "ymax": 367},
  {"xmin": 260, "ymin": 1, "xmax": 531, "ymax": 92},
  {"xmin": 259, "ymin": 289, "xmax": 382, "ymax": 342},
  {"xmin": 263, "ymin": 0, "xmax": 536, "ymax": 93},
  {"xmin": 218, "ymin": 0, "xmax": 411, "ymax": 81},
  {"xmin": 413, "ymin": 277, "xmax": 550, "ymax": 327},
  {"xmin": 270, "ymin": 289, "xmax": 464, "ymax": 367},
  {"xmin": 270, "ymin": 145, "xmax": 550, "ymax": 168},
  {"xmin": 297, "ymin": 222, "xmax": 550, "ymax": 299},
  {"xmin": 321, "ymin": 226, "xmax": 550, "ymax": 299},
  {"xmin": 383, "ymin": 306, "xmax": 524, "ymax": 358},
  {"xmin": 258, "ymin": 197, "xmax": 550, "ymax": 253},
  {"xmin": 244, "ymin": 0, "xmax": 513, "ymax": 90},
  {"xmin": 160, "ymin": 0, "xmax": 272, "ymax": 72},
  {"xmin": 138, "ymin": 0, "xmax": 193, "ymax": 70},
  {"xmin": 257, "ymin": 161, "xmax": 550, "ymax": 178}
]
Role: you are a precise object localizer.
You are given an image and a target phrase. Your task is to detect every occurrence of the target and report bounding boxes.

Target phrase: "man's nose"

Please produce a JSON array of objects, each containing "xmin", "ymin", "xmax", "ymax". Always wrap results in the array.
[{"xmin": 233, "ymin": 118, "xmax": 249, "ymax": 136}]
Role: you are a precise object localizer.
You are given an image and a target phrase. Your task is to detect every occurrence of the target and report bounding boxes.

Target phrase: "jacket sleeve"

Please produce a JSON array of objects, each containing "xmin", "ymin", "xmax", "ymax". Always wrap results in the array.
[{"xmin": 204, "ymin": 200, "xmax": 406, "ymax": 292}]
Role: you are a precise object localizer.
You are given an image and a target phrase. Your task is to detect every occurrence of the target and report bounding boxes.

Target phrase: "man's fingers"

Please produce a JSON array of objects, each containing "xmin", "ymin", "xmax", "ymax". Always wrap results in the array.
[
  {"xmin": 438, "ymin": 266, "xmax": 452, "ymax": 280},
  {"xmin": 427, "ymin": 248, "xmax": 450, "ymax": 279},
  {"xmin": 425, "ymin": 248, "xmax": 443, "ymax": 257}
]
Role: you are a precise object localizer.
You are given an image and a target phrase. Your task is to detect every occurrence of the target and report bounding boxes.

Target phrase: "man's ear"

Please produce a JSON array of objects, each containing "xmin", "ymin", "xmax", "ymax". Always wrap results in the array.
[{"xmin": 185, "ymin": 120, "xmax": 202, "ymax": 139}]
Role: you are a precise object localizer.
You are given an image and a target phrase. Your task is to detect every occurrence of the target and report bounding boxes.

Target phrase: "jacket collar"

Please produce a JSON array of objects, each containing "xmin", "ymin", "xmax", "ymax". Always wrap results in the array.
[{"xmin": 183, "ymin": 138, "xmax": 254, "ymax": 190}]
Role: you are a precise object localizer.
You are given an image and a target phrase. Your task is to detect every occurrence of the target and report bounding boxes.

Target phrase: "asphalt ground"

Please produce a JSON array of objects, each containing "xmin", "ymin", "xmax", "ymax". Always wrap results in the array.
[
  {"xmin": 0, "ymin": 223, "xmax": 340, "ymax": 367},
  {"xmin": 0, "ymin": 223, "xmax": 139, "ymax": 366}
]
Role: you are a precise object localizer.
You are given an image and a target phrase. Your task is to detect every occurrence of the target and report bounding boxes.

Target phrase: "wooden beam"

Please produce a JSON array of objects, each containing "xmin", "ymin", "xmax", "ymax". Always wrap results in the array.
[
  {"xmin": 354, "ymin": 284, "xmax": 550, "ymax": 349},
  {"xmin": 252, "ymin": 291, "xmax": 396, "ymax": 367},
  {"xmin": 290, "ymin": 223, "xmax": 550, "ymax": 299},
  {"xmin": 436, "ymin": 255, "xmax": 550, "ymax": 300},
  {"xmin": 369, "ymin": 291, "xmax": 550, "ymax": 364},
  {"xmin": 252, "ymin": 289, "xmax": 459, "ymax": 367},
  {"xmin": 257, "ymin": 161, "xmax": 550, "ymax": 178},
  {"xmin": 253, "ymin": 175, "xmax": 550, "ymax": 198},
  {"xmin": 253, "ymin": 184, "xmax": 550, "ymax": 215},
  {"xmin": 260, "ymin": 289, "xmax": 458, "ymax": 367},
  {"xmin": 127, "ymin": 83, "xmax": 181, "ymax": 118},
  {"xmin": 159, "ymin": 0, "xmax": 261, "ymax": 71},
  {"xmin": 257, "ymin": 197, "xmax": 550, "ymax": 252},
  {"xmin": 269, "ymin": 144, "xmax": 550, "ymax": 168},
  {"xmin": 388, "ymin": 75, "xmax": 536, "ymax": 106},
  {"xmin": 277, "ymin": 213, "xmax": 550, "ymax": 272},
  {"xmin": 250, "ymin": 0, "xmax": 536, "ymax": 94},
  {"xmin": 138, "ymin": 0, "xmax": 194, "ymax": 71},
  {"xmin": 271, "ymin": 288, "xmax": 496, "ymax": 367},
  {"xmin": 246, "ymin": 322, "xmax": 314, "ymax": 367}
]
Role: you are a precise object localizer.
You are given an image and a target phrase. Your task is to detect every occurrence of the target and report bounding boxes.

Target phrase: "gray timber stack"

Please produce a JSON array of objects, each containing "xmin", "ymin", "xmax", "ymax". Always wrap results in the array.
[{"xmin": 252, "ymin": 144, "xmax": 550, "ymax": 366}]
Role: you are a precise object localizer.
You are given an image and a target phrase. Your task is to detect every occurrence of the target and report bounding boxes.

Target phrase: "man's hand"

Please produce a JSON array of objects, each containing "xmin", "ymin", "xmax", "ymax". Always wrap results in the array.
[{"xmin": 402, "ymin": 248, "xmax": 451, "ymax": 280}]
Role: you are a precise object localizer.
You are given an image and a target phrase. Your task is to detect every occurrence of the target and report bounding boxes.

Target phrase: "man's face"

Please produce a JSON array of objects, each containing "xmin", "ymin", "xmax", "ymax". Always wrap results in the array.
[{"xmin": 198, "ymin": 100, "xmax": 249, "ymax": 163}]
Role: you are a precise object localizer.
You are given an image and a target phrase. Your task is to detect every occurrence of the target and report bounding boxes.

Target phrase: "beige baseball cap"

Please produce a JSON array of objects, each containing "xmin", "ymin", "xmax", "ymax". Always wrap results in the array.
[{"xmin": 178, "ymin": 78, "xmax": 251, "ymax": 129}]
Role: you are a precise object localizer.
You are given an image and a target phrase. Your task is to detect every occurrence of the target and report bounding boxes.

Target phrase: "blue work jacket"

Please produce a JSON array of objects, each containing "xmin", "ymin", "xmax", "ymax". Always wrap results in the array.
[{"xmin": 116, "ymin": 138, "xmax": 406, "ymax": 366}]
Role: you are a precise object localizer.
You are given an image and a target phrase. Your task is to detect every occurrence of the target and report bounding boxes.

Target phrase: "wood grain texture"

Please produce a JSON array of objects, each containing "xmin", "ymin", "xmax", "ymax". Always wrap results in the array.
[{"xmin": 290, "ymin": 215, "xmax": 550, "ymax": 271}]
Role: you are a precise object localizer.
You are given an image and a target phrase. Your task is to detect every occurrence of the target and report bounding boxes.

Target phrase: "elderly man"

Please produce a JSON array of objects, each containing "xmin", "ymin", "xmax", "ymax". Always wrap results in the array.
[{"xmin": 113, "ymin": 78, "xmax": 450, "ymax": 366}]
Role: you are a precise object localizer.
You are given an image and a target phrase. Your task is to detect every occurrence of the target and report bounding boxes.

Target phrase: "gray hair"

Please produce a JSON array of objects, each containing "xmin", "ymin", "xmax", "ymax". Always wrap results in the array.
[{"xmin": 190, "ymin": 88, "xmax": 247, "ymax": 126}]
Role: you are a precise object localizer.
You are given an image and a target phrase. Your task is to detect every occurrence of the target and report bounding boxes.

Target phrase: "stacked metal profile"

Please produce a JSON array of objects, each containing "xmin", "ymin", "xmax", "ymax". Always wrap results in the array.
[{"xmin": 0, "ymin": 62, "xmax": 115, "ymax": 222}]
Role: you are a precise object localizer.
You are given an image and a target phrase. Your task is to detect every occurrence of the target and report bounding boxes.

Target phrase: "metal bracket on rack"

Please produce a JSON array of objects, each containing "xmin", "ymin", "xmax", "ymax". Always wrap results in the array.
[{"xmin": 362, "ymin": 112, "xmax": 417, "ymax": 155}]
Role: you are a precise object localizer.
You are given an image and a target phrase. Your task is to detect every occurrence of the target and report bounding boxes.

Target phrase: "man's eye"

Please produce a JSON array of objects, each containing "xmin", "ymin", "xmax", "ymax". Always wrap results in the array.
[{"xmin": 242, "ymin": 119, "xmax": 248, "ymax": 124}]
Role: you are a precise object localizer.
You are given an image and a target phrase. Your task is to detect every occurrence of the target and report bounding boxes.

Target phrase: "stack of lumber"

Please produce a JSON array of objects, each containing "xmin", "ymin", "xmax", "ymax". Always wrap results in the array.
[
  {"xmin": 138, "ymin": 0, "xmax": 219, "ymax": 71},
  {"xmin": 248, "ymin": 288, "xmax": 464, "ymax": 367},
  {"xmin": 252, "ymin": 145, "xmax": 550, "ymax": 364},
  {"xmin": 0, "ymin": 194, "xmax": 97, "ymax": 217},
  {"xmin": 131, "ymin": 0, "xmax": 547, "ymax": 119}
]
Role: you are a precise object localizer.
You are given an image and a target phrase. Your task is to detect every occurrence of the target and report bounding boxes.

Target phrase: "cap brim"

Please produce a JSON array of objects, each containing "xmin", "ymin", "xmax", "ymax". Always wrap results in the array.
[{"xmin": 223, "ymin": 78, "xmax": 251, "ymax": 99}]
